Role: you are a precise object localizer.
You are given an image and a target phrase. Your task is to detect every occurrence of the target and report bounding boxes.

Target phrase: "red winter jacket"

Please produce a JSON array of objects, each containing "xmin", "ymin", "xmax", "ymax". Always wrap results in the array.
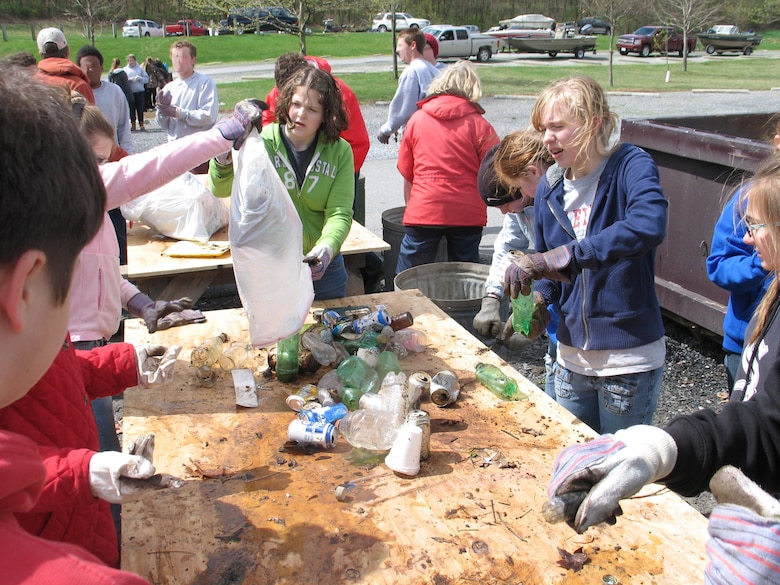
[
  {"xmin": 398, "ymin": 93, "xmax": 499, "ymax": 227},
  {"xmin": 35, "ymin": 57, "xmax": 95, "ymax": 104},
  {"xmin": 262, "ymin": 56, "xmax": 370, "ymax": 172},
  {"xmin": 0, "ymin": 429, "xmax": 150, "ymax": 584},
  {"xmin": 0, "ymin": 338, "xmax": 138, "ymax": 568}
]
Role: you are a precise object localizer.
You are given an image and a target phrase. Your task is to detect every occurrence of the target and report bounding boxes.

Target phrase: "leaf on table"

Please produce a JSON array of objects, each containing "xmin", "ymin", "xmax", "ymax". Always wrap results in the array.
[{"xmin": 557, "ymin": 546, "xmax": 590, "ymax": 572}]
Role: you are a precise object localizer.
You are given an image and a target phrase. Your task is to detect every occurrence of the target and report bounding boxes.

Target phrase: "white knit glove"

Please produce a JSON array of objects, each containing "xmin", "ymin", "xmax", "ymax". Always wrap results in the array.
[
  {"xmin": 135, "ymin": 344, "xmax": 181, "ymax": 388},
  {"xmin": 88, "ymin": 451, "xmax": 155, "ymax": 504}
]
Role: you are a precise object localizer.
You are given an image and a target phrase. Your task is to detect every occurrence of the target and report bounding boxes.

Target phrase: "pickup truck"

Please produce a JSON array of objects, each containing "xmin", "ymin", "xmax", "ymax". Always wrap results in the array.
[
  {"xmin": 165, "ymin": 19, "xmax": 207, "ymax": 36},
  {"xmin": 617, "ymin": 26, "xmax": 697, "ymax": 57},
  {"xmin": 423, "ymin": 25, "xmax": 502, "ymax": 62}
]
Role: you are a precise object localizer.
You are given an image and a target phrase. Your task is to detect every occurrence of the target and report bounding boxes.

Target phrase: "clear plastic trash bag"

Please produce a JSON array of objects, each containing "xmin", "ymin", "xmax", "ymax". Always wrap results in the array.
[{"xmin": 230, "ymin": 130, "xmax": 314, "ymax": 347}]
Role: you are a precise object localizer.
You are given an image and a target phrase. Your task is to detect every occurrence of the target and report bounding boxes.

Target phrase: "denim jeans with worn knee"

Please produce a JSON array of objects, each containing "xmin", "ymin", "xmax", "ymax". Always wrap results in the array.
[
  {"xmin": 544, "ymin": 338, "xmax": 557, "ymax": 400},
  {"xmin": 552, "ymin": 364, "xmax": 663, "ymax": 434}
]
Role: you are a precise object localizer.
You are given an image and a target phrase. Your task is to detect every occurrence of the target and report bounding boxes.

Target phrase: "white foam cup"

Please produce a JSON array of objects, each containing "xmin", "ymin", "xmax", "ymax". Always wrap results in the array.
[{"xmin": 385, "ymin": 422, "xmax": 422, "ymax": 476}]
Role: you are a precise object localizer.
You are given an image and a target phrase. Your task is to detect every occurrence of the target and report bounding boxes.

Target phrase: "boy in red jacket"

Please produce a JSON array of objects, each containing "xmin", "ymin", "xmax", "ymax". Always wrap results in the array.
[{"xmin": 0, "ymin": 65, "xmax": 150, "ymax": 584}]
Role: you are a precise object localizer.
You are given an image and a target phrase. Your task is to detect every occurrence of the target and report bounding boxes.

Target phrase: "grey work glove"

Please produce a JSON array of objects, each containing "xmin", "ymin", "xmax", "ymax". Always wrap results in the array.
[
  {"xmin": 545, "ymin": 425, "xmax": 677, "ymax": 533},
  {"xmin": 504, "ymin": 246, "xmax": 573, "ymax": 298},
  {"xmin": 88, "ymin": 451, "xmax": 155, "ymax": 504},
  {"xmin": 156, "ymin": 88, "xmax": 172, "ymax": 107},
  {"xmin": 376, "ymin": 129, "xmax": 390, "ymax": 144},
  {"xmin": 135, "ymin": 344, "xmax": 182, "ymax": 388},
  {"xmin": 473, "ymin": 296, "xmax": 502, "ymax": 338},
  {"xmin": 141, "ymin": 297, "xmax": 194, "ymax": 333},
  {"xmin": 215, "ymin": 98, "xmax": 268, "ymax": 149},
  {"xmin": 303, "ymin": 244, "xmax": 333, "ymax": 281},
  {"xmin": 706, "ymin": 466, "xmax": 780, "ymax": 584}
]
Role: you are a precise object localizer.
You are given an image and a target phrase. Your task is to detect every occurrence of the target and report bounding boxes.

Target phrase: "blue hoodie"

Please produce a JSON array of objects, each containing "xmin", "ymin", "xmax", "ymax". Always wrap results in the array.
[
  {"xmin": 706, "ymin": 184, "xmax": 772, "ymax": 354},
  {"xmin": 534, "ymin": 143, "xmax": 668, "ymax": 351}
]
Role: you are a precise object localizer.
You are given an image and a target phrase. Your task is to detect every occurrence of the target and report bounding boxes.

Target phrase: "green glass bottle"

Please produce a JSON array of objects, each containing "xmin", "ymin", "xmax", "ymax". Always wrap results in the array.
[
  {"xmin": 375, "ymin": 350, "xmax": 401, "ymax": 385},
  {"xmin": 511, "ymin": 282, "xmax": 535, "ymax": 336},
  {"xmin": 276, "ymin": 333, "xmax": 300, "ymax": 383},
  {"xmin": 475, "ymin": 363, "xmax": 527, "ymax": 401}
]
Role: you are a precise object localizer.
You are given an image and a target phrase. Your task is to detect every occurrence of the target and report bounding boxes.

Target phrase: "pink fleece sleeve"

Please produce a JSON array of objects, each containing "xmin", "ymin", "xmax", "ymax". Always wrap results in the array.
[{"xmin": 100, "ymin": 127, "xmax": 232, "ymax": 210}]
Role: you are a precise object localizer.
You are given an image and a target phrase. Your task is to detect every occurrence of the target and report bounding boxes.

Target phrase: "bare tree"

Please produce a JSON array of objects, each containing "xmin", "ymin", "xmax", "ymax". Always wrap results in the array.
[
  {"xmin": 62, "ymin": 0, "xmax": 125, "ymax": 45},
  {"xmin": 654, "ymin": 0, "xmax": 722, "ymax": 70},
  {"xmin": 582, "ymin": 0, "xmax": 642, "ymax": 86}
]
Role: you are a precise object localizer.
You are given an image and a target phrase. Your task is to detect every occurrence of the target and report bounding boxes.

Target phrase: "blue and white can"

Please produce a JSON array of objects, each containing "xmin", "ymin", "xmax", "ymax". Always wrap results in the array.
[
  {"xmin": 287, "ymin": 419, "xmax": 338, "ymax": 448},
  {"xmin": 297, "ymin": 403, "xmax": 348, "ymax": 424}
]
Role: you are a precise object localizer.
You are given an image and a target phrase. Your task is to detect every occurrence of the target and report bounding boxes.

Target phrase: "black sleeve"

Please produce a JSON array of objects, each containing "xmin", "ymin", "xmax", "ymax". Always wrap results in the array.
[{"xmin": 663, "ymin": 356, "xmax": 780, "ymax": 496}]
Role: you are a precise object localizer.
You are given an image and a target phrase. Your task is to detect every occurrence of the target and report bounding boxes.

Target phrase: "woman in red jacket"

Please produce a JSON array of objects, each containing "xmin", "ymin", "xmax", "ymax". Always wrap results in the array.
[{"xmin": 395, "ymin": 60, "xmax": 499, "ymax": 275}]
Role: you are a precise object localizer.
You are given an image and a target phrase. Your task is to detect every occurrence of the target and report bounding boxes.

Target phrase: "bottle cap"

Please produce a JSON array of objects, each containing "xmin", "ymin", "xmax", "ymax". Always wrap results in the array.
[{"xmin": 385, "ymin": 423, "xmax": 422, "ymax": 476}]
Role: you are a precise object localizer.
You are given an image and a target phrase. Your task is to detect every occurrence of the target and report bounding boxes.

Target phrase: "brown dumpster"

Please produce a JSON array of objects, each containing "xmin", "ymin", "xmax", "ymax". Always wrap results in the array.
[{"xmin": 621, "ymin": 113, "xmax": 775, "ymax": 337}]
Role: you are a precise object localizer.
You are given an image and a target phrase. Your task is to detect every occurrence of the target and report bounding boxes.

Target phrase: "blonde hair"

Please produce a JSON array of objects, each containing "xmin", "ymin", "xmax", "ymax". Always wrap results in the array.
[
  {"xmin": 493, "ymin": 127, "xmax": 553, "ymax": 194},
  {"xmin": 426, "ymin": 60, "xmax": 482, "ymax": 103},
  {"xmin": 531, "ymin": 76, "xmax": 619, "ymax": 160},
  {"xmin": 741, "ymin": 150, "xmax": 780, "ymax": 346}
]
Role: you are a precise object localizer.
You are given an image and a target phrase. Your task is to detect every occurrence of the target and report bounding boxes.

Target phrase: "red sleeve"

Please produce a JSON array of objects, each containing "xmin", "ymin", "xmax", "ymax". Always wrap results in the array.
[
  {"xmin": 262, "ymin": 87, "xmax": 279, "ymax": 127},
  {"xmin": 30, "ymin": 446, "xmax": 95, "ymax": 512},
  {"xmin": 76, "ymin": 343, "xmax": 139, "ymax": 400},
  {"xmin": 338, "ymin": 83, "xmax": 370, "ymax": 172}
]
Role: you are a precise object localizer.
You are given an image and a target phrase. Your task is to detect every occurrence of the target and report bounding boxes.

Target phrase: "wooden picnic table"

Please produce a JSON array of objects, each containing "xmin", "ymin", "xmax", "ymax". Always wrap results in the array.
[
  {"xmin": 123, "ymin": 219, "xmax": 390, "ymax": 302},
  {"xmin": 121, "ymin": 289, "xmax": 708, "ymax": 585}
]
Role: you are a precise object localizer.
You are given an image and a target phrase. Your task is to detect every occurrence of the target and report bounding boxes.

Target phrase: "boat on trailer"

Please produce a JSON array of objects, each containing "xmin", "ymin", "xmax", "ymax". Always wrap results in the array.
[{"xmin": 697, "ymin": 25, "xmax": 762, "ymax": 55}]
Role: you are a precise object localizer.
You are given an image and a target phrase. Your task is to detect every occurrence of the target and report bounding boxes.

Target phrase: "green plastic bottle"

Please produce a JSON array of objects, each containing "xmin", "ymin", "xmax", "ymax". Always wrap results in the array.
[
  {"xmin": 475, "ymin": 363, "xmax": 527, "ymax": 401},
  {"xmin": 511, "ymin": 282, "xmax": 535, "ymax": 336}
]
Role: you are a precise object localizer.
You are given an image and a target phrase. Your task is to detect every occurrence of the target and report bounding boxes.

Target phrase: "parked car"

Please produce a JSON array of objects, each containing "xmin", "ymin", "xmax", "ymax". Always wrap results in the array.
[
  {"xmin": 617, "ymin": 25, "xmax": 697, "ymax": 57},
  {"xmin": 423, "ymin": 24, "xmax": 502, "ymax": 62},
  {"xmin": 122, "ymin": 19, "xmax": 165, "ymax": 38},
  {"xmin": 165, "ymin": 19, "xmax": 207, "ymax": 36},
  {"xmin": 577, "ymin": 17, "xmax": 611, "ymax": 35},
  {"xmin": 372, "ymin": 12, "xmax": 430, "ymax": 32},
  {"xmin": 222, "ymin": 6, "xmax": 298, "ymax": 33}
]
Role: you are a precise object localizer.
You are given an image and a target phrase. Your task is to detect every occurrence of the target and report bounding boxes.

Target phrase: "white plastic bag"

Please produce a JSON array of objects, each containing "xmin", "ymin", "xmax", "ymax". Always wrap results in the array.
[
  {"xmin": 120, "ymin": 172, "xmax": 228, "ymax": 243},
  {"xmin": 230, "ymin": 130, "xmax": 314, "ymax": 348}
]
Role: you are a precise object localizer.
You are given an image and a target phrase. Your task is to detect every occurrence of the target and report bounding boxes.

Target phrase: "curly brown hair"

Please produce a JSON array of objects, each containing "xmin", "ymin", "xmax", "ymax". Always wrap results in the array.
[{"xmin": 275, "ymin": 65, "xmax": 347, "ymax": 143}]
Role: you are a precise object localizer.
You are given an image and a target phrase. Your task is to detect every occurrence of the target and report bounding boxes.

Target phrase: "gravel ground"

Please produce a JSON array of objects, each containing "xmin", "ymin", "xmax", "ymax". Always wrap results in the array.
[{"xmin": 124, "ymin": 87, "xmax": 762, "ymax": 516}]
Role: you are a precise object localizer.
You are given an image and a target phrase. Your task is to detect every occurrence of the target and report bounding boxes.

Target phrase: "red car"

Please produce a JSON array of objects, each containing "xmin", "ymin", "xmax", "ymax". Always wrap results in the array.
[{"xmin": 165, "ymin": 19, "xmax": 207, "ymax": 36}]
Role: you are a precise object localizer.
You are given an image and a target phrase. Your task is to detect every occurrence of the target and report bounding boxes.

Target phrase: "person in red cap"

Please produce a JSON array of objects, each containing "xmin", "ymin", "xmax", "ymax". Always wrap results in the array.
[{"xmin": 423, "ymin": 32, "xmax": 447, "ymax": 70}]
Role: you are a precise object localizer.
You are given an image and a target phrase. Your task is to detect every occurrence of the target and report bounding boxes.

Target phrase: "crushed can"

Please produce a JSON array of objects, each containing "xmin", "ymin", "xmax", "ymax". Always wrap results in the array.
[
  {"xmin": 352, "ymin": 308, "xmax": 391, "ymax": 334},
  {"xmin": 287, "ymin": 419, "xmax": 338, "ymax": 449},
  {"xmin": 430, "ymin": 370, "xmax": 460, "ymax": 407},
  {"xmin": 408, "ymin": 371, "xmax": 431, "ymax": 409}
]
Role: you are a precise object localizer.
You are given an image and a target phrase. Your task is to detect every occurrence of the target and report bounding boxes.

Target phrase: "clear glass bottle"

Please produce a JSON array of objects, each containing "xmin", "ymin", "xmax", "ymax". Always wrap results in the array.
[
  {"xmin": 276, "ymin": 332, "xmax": 300, "ymax": 383},
  {"xmin": 218, "ymin": 344, "xmax": 252, "ymax": 371},
  {"xmin": 190, "ymin": 333, "xmax": 228, "ymax": 368},
  {"xmin": 474, "ymin": 363, "xmax": 527, "ymax": 401},
  {"xmin": 337, "ymin": 409, "xmax": 403, "ymax": 450}
]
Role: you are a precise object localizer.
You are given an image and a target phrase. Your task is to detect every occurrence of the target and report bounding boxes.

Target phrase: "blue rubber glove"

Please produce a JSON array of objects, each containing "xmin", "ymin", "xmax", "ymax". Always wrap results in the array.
[
  {"xmin": 215, "ymin": 98, "xmax": 268, "ymax": 149},
  {"xmin": 546, "ymin": 425, "xmax": 677, "ymax": 533},
  {"xmin": 706, "ymin": 504, "xmax": 780, "ymax": 584},
  {"xmin": 303, "ymin": 244, "xmax": 333, "ymax": 281}
]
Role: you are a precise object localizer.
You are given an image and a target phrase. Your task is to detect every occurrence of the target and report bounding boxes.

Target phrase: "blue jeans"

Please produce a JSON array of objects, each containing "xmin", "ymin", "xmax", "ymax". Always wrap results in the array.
[
  {"xmin": 724, "ymin": 351, "xmax": 740, "ymax": 395},
  {"xmin": 544, "ymin": 338, "xmax": 557, "ymax": 400},
  {"xmin": 314, "ymin": 253, "xmax": 347, "ymax": 300},
  {"xmin": 552, "ymin": 364, "xmax": 663, "ymax": 434},
  {"xmin": 396, "ymin": 225, "xmax": 482, "ymax": 273}
]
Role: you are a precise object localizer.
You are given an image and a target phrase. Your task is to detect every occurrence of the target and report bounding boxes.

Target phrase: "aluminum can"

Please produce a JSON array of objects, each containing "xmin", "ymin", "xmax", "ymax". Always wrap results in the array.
[
  {"xmin": 287, "ymin": 419, "xmax": 338, "ymax": 448},
  {"xmin": 430, "ymin": 370, "xmax": 460, "ymax": 407},
  {"xmin": 352, "ymin": 309, "xmax": 391, "ymax": 334},
  {"xmin": 406, "ymin": 409, "xmax": 431, "ymax": 460},
  {"xmin": 409, "ymin": 371, "xmax": 431, "ymax": 409},
  {"xmin": 297, "ymin": 403, "xmax": 348, "ymax": 424}
]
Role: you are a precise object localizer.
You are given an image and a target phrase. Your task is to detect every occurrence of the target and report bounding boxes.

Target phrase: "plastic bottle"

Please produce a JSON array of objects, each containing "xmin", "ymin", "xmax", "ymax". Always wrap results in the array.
[
  {"xmin": 378, "ymin": 371, "xmax": 410, "ymax": 424},
  {"xmin": 218, "ymin": 344, "xmax": 252, "ymax": 371},
  {"xmin": 474, "ymin": 363, "xmax": 528, "ymax": 401},
  {"xmin": 375, "ymin": 350, "xmax": 401, "ymax": 385},
  {"xmin": 301, "ymin": 327, "xmax": 338, "ymax": 366},
  {"xmin": 337, "ymin": 409, "xmax": 403, "ymax": 450},
  {"xmin": 337, "ymin": 356, "xmax": 379, "ymax": 395},
  {"xmin": 393, "ymin": 328, "xmax": 428, "ymax": 353},
  {"xmin": 511, "ymin": 282, "xmax": 535, "ymax": 336},
  {"xmin": 190, "ymin": 333, "xmax": 228, "ymax": 367},
  {"xmin": 276, "ymin": 332, "xmax": 300, "ymax": 383}
]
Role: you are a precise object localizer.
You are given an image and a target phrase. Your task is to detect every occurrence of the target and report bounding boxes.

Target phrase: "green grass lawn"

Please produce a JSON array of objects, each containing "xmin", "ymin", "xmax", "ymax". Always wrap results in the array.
[{"xmin": 3, "ymin": 23, "xmax": 779, "ymax": 110}]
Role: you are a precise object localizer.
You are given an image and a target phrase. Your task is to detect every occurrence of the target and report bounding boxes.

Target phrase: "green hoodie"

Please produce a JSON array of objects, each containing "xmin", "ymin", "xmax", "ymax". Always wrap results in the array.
[{"xmin": 210, "ymin": 122, "xmax": 354, "ymax": 255}]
